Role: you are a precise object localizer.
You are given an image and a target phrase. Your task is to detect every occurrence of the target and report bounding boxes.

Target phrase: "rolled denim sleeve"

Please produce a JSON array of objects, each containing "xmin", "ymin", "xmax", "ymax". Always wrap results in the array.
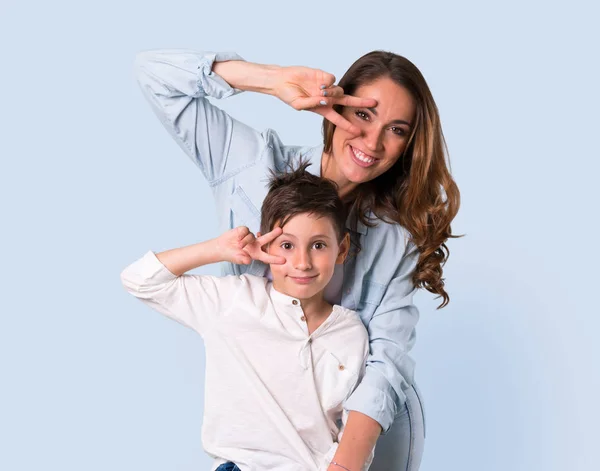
[
  {"xmin": 344, "ymin": 242, "xmax": 420, "ymax": 433},
  {"xmin": 134, "ymin": 49, "xmax": 268, "ymax": 184}
]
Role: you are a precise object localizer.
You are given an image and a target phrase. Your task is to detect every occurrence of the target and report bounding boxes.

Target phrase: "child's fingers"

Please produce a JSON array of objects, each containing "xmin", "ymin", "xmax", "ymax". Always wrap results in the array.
[
  {"xmin": 235, "ymin": 226, "xmax": 250, "ymax": 237},
  {"xmin": 257, "ymin": 227, "xmax": 283, "ymax": 246},
  {"xmin": 258, "ymin": 253, "xmax": 286, "ymax": 265},
  {"xmin": 238, "ymin": 232, "xmax": 256, "ymax": 248},
  {"xmin": 237, "ymin": 253, "xmax": 252, "ymax": 265}
]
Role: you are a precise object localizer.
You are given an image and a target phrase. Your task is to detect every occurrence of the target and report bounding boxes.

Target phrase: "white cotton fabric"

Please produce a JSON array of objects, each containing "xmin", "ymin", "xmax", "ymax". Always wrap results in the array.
[{"xmin": 121, "ymin": 251, "xmax": 371, "ymax": 471}]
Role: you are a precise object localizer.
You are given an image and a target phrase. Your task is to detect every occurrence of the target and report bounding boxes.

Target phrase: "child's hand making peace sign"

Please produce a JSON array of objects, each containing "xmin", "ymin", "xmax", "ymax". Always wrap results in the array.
[{"xmin": 216, "ymin": 226, "xmax": 286, "ymax": 266}]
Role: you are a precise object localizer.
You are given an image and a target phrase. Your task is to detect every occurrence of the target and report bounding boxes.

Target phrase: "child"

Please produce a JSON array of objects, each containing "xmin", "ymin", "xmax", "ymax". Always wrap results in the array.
[{"xmin": 120, "ymin": 163, "xmax": 371, "ymax": 471}]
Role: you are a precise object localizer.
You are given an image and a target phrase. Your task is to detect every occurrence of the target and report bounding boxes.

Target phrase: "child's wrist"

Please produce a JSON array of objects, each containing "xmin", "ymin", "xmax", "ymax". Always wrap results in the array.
[{"xmin": 207, "ymin": 237, "xmax": 227, "ymax": 264}]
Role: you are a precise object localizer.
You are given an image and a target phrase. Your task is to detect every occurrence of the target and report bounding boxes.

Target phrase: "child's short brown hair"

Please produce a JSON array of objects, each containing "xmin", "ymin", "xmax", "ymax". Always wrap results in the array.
[{"xmin": 260, "ymin": 160, "xmax": 346, "ymax": 241}]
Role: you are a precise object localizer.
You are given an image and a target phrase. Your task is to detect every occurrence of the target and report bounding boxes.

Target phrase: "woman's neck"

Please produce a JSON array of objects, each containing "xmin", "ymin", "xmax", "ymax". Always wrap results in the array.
[{"xmin": 320, "ymin": 150, "xmax": 359, "ymax": 199}]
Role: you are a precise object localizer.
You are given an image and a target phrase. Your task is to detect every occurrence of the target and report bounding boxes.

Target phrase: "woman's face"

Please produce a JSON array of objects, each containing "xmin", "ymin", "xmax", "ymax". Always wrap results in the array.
[{"xmin": 327, "ymin": 77, "xmax": 416, "ymax": 190}]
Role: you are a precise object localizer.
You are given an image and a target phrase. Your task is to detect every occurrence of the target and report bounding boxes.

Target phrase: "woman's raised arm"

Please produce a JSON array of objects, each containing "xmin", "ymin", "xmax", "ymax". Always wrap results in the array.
[
  {"xmin": 135, "ymin": 49, "xmax": 378, "ymax": 184},
  {"xmin": 135, "ymin": 49, "xmax": 264, "ymax": 184}
]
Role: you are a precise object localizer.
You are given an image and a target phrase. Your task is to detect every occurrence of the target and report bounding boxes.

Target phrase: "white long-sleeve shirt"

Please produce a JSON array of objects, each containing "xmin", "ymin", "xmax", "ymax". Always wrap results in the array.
[{"xmin": 120, "ymin": 251, "xmax": 371, "ymax": 471}]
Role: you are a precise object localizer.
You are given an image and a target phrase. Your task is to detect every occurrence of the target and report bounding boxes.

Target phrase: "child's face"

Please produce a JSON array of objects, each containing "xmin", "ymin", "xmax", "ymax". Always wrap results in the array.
[{"xmin": 267, "ymin": 213, "xmax": 349, "ymax": 302}]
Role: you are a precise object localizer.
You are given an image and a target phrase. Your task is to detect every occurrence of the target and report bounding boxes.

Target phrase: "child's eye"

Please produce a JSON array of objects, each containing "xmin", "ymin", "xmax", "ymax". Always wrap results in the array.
[
  {"xmin": 281, "ymin": 242, "xmax": 293, "ymax": 250},
  {"xmin": 313, "ymin": 242, "xmax": 326, "ymax": 250},
  {"xmin": 354, "ymin": 110, "xmax": 369, "ymax": 121}
]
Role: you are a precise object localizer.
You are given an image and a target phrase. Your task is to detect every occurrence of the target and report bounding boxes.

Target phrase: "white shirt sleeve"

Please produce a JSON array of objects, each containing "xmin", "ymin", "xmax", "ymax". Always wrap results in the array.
[{"xmin": 120, "ymin": 250, "xmax": 238, "ymax": 335}]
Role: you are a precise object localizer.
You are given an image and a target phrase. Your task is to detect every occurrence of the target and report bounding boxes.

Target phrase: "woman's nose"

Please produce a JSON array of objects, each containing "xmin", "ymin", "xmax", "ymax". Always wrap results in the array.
[{"xmin": 362, "ymin": 126, "xmax": 383, "ymax": 153}]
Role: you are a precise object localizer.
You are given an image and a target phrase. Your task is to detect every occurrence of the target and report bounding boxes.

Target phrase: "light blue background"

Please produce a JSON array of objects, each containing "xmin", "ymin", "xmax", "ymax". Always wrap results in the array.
[{"xmin": 1, "ymin": 1, "xmax": 598, "ymax": 470}]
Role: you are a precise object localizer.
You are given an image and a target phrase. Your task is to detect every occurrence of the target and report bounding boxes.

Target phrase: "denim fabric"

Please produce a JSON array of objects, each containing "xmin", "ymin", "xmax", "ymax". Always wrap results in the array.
[{"xmin": 215, "ymin": 463, "xmax": 241, "ymax": 471}]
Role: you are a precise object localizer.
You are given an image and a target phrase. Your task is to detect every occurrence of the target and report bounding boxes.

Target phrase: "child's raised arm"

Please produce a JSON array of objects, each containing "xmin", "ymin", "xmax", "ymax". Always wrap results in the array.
[
  {"xmin": 120, "ymin": 227, "xmax": 285, "ymax": 335},
  {"xmin": 156, "ymin": 226, "xmax": 285, "ymax": 276}
]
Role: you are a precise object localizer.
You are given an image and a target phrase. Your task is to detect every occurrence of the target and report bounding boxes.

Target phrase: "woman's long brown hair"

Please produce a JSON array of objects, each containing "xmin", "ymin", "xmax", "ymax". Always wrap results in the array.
[{"xmin": 322, "ymin": 51, "xmax": 461, "ymax": 308}]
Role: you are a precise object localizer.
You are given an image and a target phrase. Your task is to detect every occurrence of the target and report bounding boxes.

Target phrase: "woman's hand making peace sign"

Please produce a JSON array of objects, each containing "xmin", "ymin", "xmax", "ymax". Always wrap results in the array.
[
  {"xmin": 213, "ymin": 60, "xmax": 377, "ymax": 135},
  {"xmin": 273, "ymin": 65, "xmax": 377, "ymax": 135}
]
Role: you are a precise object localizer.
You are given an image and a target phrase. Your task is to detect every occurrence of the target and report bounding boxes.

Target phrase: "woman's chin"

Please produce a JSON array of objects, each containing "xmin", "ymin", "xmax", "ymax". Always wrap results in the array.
[{"xmin": 342, "ymin": 164, "xmax": 375, "ymax": 185}]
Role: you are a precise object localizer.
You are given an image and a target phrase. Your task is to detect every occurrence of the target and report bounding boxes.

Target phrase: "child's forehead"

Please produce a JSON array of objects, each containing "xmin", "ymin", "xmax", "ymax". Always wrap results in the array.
[{"xmin": 276, "ymin": 213, "xmax": 337, "ymax": 235}]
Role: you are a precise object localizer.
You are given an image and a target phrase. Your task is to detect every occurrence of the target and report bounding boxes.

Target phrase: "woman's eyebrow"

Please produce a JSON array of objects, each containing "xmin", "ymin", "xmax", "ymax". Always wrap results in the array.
[{"xmin": 368, "ymin": 107, "xmax": 412, "ymax": 126}]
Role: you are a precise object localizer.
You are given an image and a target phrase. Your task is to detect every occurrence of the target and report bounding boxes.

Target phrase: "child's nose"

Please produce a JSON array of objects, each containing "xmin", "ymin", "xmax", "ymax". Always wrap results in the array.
[{"xmin": 294, "ymin": 250, "xmax": 312, "ymax": 270}]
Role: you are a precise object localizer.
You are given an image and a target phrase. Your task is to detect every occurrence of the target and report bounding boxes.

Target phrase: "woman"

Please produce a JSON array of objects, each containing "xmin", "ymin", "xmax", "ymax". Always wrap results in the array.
[{"xmin": 134, "ymin": 48, "xmax": 459, "ymax": 471}]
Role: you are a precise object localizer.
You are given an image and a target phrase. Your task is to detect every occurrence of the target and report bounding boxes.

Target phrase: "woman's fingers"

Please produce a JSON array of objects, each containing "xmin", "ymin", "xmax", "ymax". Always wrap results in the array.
[
  {"xmin": 317, "ymin": 70, "xmax": 337, "ymax": 89},
  {"xmin": 293, "ymin": 91, "xmax": 376, "ymax": 111},
  {"xmin": 320, "ymin": 85, "xmax": 344, "ymax": 98},
  {"xmin": 289, "ymin": 95, "xmax": 330, "ymax": 111},
  {"xmin": 309, "ymin": 88, "xmax": 377, "ymax": 135},
  {"xmin": 332, "ymin": 95, "xmax": 377, "ymax": 108},
  {"xmin": 319, "ymin": 107, "xmax": 361, "ymax": 135}
]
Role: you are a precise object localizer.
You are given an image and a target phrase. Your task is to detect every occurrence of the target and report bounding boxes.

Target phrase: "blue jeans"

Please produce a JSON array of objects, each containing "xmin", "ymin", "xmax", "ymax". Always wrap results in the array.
[
  {"xmin": 369, "ymin": 382, "xmax": 426, "ymax": 471},
  {"xmin": 214, "ymin": 383, "xmax": 425, "ymax": 471},
  {"xmin": 215, "ymin": 463, "xmax": 241, "ymax": 471}
]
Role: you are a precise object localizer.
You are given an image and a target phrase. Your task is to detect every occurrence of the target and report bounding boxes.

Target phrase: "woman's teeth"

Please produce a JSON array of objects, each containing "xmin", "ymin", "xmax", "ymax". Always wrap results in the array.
[{"xmin": 352, "ymin": 146, "xmax": 375, "ymax": 164}]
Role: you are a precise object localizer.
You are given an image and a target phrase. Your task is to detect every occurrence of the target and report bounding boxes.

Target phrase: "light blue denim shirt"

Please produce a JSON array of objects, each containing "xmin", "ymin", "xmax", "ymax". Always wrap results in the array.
[{"xmin": 135, "ymin": 49, "xmax": 420, "ymax": 433}]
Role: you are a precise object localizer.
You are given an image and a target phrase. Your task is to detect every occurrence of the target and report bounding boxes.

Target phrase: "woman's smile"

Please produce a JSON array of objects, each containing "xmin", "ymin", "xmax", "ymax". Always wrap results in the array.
[{"xmin": 349, "ymin": 144, "xmax": 378, "ymax": 167}]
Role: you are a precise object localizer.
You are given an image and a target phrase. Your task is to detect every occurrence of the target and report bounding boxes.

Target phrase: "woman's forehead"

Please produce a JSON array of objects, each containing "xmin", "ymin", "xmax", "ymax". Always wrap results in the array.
[{"xmin": 355, "ymin": 77, "xmax": 415, "ymax": 121}]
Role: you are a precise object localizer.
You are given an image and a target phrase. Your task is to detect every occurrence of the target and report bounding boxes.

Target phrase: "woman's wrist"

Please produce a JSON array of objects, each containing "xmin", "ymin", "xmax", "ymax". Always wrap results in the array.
[
  {"xmin": 212, "ymin": 60, "xmax": 281, "ymax": 96},
  {"xmin": 329, "ymin": 411, "xmax": 380, "ymax": 471}
]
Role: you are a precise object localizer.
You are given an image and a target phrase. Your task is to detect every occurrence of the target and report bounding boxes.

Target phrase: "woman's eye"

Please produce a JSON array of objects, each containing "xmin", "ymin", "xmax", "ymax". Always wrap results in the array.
[
  {"xmin": 313, "ymin": 242, "xmax": 326, "ymax": 250},
  {"xmin": 391, "ymin": 126, "xmax": 407, "ymax": 136},
  {"xmin": 355, "ymin": 110, "xmax": 369, "ymax": 120},
  {"xmin": 281, "ymin": 243, "xmax": 293, "ymax": 250}
]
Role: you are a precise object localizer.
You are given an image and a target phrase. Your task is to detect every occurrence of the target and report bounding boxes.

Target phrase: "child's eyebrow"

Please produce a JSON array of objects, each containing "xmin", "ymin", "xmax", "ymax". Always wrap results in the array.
[{"xmin": 278, "ymin": 233, "xmax": 333, "ymax": 240}]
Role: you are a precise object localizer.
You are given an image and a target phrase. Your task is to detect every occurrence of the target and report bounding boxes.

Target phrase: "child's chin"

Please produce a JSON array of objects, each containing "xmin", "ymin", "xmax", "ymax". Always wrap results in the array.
[{"xmin": 287, "ymin": 284, "xmax": 319, "ymax": 299}]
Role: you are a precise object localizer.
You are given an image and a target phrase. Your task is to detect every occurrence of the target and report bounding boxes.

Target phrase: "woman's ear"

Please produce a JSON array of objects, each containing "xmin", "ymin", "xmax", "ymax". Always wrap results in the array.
[{"xmin": 335, "ymin": 232, "xmax": 351, "ymax": 264}]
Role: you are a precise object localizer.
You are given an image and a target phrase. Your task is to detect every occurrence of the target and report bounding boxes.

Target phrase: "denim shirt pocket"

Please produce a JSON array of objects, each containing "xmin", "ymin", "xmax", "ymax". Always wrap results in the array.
[
  {"xmin": 357, "ymin": 279, "xmax": 386, "ymax": 317},
  {"xmin": 229, "ymin": 185, "xmax": 261, "ymax": 232}
]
